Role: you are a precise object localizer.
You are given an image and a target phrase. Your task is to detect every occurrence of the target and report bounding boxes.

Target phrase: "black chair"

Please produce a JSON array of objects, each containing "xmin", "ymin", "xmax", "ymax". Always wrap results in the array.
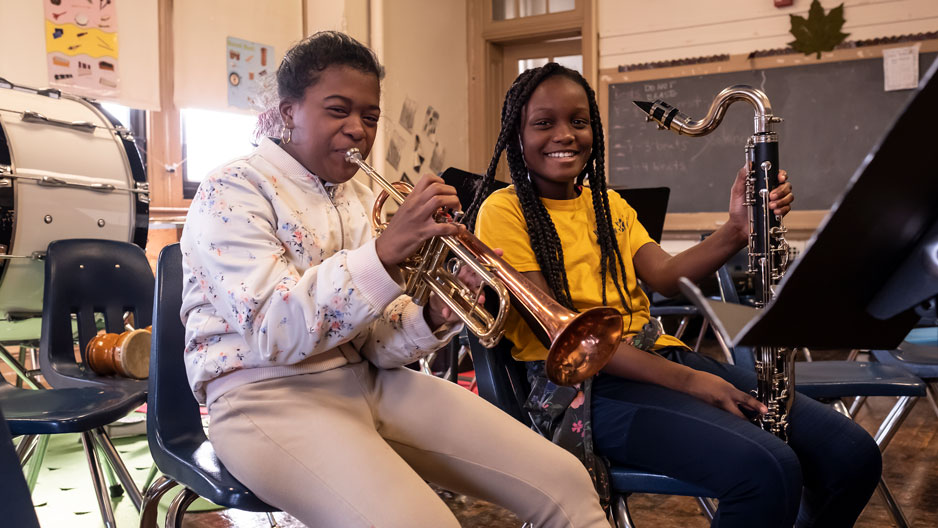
[
  {"xmin": 467, "ymin": 335, "xmax": 716, "ymax": 527},
  {"xmin": 0, "ymin": 364, "xmax": 145, "ymax": 527},
  {"xmin": 32, "ymin": 239, "xmax": 152, "ymax": 517},
  {"xmin": 141, "ymin": 243, "xmax": 279, "ymax": 528},
  {"xmin": 39, "ymin": 238, "xmax": 153, "ymax": 395},
  {"xmin": 0, "ymin": 407, "xmax": 41, "ymax": 528},
  {"xmin": 712, "ymin": 264, "xmax": 925, "ymax": 528}
]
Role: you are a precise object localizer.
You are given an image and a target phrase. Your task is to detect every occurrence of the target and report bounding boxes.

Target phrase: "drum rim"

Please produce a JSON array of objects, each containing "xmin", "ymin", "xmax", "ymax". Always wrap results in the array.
[
  {"xmin": 0, "ymin": 111, "xmax": 18, "ymax": 300},
  {"xmin": 0, "ymin": 83, "xmax": 150, "ymax": 317}
]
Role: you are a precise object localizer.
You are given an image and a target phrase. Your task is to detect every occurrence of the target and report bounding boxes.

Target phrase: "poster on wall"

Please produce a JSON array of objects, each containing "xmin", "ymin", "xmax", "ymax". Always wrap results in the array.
[
  {"xmin": 44, "ymin": 0, "xmax": 120, "ymax": 97},
  {"xmin": 227, "ymin": 36, "xmax": 274, "ymax": 111}
]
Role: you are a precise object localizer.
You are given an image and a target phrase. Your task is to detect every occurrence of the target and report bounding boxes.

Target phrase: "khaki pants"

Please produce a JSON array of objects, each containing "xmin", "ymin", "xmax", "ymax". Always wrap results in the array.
[{"xmin": 209, "ymin": 361, "xmax": 608, "ymax": 528}]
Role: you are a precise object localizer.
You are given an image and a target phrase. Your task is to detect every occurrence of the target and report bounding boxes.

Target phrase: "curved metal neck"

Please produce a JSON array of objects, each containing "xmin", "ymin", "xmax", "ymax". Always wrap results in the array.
[{"xmin": 671, "ymin": 85, "xmax": 776, "ymax": 136}]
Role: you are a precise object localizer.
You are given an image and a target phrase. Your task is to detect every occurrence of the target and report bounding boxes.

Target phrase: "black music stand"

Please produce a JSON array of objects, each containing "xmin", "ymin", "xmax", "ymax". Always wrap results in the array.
[{"xmin": 680, "ymin": 55, "xmax": 938, "ymax": 351}]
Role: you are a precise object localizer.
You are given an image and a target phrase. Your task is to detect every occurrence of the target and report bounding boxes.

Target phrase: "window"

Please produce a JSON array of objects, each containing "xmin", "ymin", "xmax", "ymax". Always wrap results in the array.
[
  {"xmin": 181, "ymin": 108, "xmax": 258, "ymax": 199},
  {"xmin": 493, "ymin": 0, "xmax": 575, "ymax": 20},
  {"xmin": 99, "ymin": 101, "xmax": 147, "ymax": 167}
]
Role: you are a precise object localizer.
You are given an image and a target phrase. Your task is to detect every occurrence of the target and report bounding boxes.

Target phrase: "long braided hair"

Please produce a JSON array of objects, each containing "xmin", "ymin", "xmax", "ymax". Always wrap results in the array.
[{"xmin": 465, "ymin": 63, "xmax": 631, "ymax": 315}]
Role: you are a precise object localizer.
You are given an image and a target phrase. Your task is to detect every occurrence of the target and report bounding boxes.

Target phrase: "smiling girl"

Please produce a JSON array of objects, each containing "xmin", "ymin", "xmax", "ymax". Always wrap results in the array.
[
  {"xmin": 180, "ymin": 34, "xmax": 608, "ymax": 528},
  {"xmin": 469, "ymin": 62, "xmax": 882, "ymax": 528}
]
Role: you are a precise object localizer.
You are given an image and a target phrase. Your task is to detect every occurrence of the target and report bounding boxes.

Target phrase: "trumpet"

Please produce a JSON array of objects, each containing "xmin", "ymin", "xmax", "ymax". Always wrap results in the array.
[{"xmin": 345, "ymin": 148, "xmax": 622, "ymax": 386}]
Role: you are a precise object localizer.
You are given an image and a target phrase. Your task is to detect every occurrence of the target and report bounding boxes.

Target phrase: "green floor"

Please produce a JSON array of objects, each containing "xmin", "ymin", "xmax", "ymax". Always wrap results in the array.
[{"xmin": 22, "ymin": 430, "xmax": 221, "ymax": 527}]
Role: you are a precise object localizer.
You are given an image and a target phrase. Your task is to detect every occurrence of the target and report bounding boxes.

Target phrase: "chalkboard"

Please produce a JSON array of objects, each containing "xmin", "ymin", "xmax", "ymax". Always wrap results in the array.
[{"xmin": 607, "ymin": 52, "xmax": 937, "ymax": 213}]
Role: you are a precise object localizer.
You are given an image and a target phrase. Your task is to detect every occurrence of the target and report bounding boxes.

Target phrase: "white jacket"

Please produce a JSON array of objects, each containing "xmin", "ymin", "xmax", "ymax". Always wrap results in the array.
[{"xmin": 180, "ymin": 137, "xmax": 459, "ymax": 406}]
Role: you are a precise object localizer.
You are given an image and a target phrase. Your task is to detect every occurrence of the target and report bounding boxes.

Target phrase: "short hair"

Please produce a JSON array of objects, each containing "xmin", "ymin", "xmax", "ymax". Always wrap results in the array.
[{"xmin": 276, "ymin": 31, "xmax": 384, "ymax": 101}]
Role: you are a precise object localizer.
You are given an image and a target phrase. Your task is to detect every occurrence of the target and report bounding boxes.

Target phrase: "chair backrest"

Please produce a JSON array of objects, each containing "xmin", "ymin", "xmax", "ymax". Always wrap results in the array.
[
  {"xmin": 0, "ymin": 408, "xmax": 41, "ymax": 528},
  {"xmin": 40, "ymin": 239, "xmax": 154, "ymax": 366},
  {"xmin": 148, "ymin": 243, "xmax": 205, "ymax": 459},
  {"xmin": 439, "ymin": 167, "xmax": 508, "ymax": 212},
  {"xmin": 611, "ymin": 187, "xmax": 670, "ymax": 244},
  {"xmin": 466, "ymin": 334, "xmax": 531, "ymax": 426}
]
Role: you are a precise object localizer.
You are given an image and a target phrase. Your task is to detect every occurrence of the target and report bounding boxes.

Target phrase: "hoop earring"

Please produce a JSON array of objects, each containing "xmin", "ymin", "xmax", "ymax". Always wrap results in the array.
[{"xmin": 281, "ymin": 126, "xmax": 293, "ymax": 145}]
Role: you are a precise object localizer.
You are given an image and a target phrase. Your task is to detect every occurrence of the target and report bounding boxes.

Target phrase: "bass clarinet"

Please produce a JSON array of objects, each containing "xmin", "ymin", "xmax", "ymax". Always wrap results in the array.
[{"xmin": 633, "ymin": 85, "xmax": 794, "ymax": 441}]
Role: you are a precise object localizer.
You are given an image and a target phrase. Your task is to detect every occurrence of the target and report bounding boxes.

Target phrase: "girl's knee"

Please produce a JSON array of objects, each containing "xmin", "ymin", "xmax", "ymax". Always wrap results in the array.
[
  {"xmin": 724, "ymin": 443, "xmax": 802, "ymax": 515},
  {"xmin": 528, "ymin": 450, "xmax": 606, "ymax": 528}
]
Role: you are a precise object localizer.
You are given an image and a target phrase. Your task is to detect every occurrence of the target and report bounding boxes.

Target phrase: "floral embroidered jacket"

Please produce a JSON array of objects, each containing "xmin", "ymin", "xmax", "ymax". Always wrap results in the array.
[{"xmin": 180, "ymin": 137, "xmax": 459, "ymax": 406}]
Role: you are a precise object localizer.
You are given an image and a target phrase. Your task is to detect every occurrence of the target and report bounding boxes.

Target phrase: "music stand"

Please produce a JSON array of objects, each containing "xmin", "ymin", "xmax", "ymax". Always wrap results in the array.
[
  {"xmin": 680, "ymin": 55, "xmax": 938, "ymax": 351},
  {"xmin": 613, "ymin": 187, "xmax": 670, "ymax": 244}
]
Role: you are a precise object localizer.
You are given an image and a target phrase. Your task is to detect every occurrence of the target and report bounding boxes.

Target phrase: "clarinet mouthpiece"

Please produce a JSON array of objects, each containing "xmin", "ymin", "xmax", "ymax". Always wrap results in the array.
[
  {"xmin": 634, "ymin": 99, "xmax": 681, "ymax": 132},
  {"xmin": 633, "ymin": 100, "xmax": 654, "ymax": 115}
]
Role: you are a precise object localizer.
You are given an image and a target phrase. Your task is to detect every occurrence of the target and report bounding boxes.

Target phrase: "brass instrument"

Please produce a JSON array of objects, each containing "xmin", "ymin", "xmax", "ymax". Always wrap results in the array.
[
  {"xmin": 345, "ymin": 148, "xmax": 622, "ymax": 386},
  {"xmin": 634, "ymin": 86, "xmax": 794, "ymax": 440}
]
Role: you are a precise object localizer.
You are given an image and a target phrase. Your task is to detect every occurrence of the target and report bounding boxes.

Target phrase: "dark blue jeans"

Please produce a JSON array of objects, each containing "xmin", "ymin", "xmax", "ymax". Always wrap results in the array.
[{"xmin": 591, "ymin": 348, "xmax": 882, "ymax": 528}]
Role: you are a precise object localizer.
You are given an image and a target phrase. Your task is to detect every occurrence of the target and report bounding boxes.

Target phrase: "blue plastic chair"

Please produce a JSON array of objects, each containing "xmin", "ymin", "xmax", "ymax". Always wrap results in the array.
[
  {"xmin": 871, "ymin": 340, "xmax": 938, "ymax": 422},
  {"xmin": 712, "ymin": 264, "xmax": 925, "ymax": 528},
  {"xmin": 0, "ymin": 364, "xmax": 145, "ymax": 527},
  {"xmin": 467, "ymin": 334, "xmax": 715, "ymax": 527},
  {"xmin": 39, "ymin": 238, "xmax": 153, "ymax": 396},
  {"xmin": 0, "ymin": 407, "xmax": 41, "ymax": 528},
  {"xmin": 140, "ymin": 243, "xmax": 279, "ymax": 528}
]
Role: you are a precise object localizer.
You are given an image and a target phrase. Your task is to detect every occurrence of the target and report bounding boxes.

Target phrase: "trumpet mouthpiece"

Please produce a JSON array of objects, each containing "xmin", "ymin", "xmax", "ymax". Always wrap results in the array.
[{"xmin": 345, "ymin": 148, "xmax": 362, "ymax": 163}]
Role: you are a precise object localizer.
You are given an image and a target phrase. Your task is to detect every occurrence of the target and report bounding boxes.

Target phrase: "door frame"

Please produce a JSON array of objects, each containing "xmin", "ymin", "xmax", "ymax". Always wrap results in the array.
[{"xmin": 467, "ymin": 0, "xmax": 596, "ymax": 174}]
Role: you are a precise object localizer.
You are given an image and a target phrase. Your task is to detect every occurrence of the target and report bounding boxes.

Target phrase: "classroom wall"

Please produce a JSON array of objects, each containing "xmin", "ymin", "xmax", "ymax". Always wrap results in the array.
[
  {"xmin": 372, "ymin": 0, "xmax": 470, "ymax": 183},
  {"xmin": 306, "ymin": 0, "xmax": 370, "ymax": 45},
  {"xmin": 173, "ymin": 0, "xmax": 304, "ymax": 113},
  {"xmin": 0, "ymin": 0, "xmax": 160, "ymax": 110},
  {"xmin": 598, "ymin": 0, "xmax": 938, "ymax": 70}
]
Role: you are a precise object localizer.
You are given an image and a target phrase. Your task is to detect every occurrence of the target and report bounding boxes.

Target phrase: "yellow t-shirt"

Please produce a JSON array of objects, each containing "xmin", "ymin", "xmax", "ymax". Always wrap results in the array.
[{"xmin": 475, "ymin": 185, "xmax": 687, "ymax": 361}]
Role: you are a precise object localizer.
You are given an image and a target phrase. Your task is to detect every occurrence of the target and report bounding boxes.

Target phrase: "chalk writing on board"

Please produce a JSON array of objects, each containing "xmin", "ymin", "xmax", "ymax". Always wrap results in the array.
[{"xmin": 606, "ymin": 52, "xmax": 936, "ymax": 213}]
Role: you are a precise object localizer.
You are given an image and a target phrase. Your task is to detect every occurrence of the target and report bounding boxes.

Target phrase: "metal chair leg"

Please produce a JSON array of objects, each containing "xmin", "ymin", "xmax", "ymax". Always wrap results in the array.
[
  {"xmin": 265, "ymin": 512, "xmax": 281, "ymax": 527},
  {"xmin": 97, "ymin": 440, "xmax": 123, "ymax": 498},
  {"xmin": 848, "ymin": 395, "xmax": 867, "ymax": 417},
  {"xmin": 833, "ymin": 395, "xmax": 916, "ymax": 528},
  {"xmin": 876, "ymin": 478, "xmax": 911, "ymax": 528},
  {"xmin": 166, "ymin": 487, "xmax": 199, "ymax": 528},
  {"xmin": 673, "ymin": 315, "xmax": 690, "ymax": 341},
  {"xmin": 143, "ymin": 462, "xmax": 161, "ymax": 492},
  {"xmin": 925, "ymin": 381, "xmax": 938, "ymax": 419},
  {"xmin": 91, "ymin": 427, "xmax": 145, "ymax": 510},
  {"xmin": 23, "ymin": 435, "xmax": 49, "ymax": 493},
  {"xmin": 81, "ymin": 431, "xmax": 117, "ymax": 528},
  {"xmin": 0, "ymin": 345, "xmax": 42, "ymax": 390},
  {"xmin": 873, "ymin": 395, "xmax": 918, "ymax": 452},
  {"xmin": 15, "ymin": 434, "xmax": 39, "ymax": 462},
  {"xmin": 696, "ymin": 496, "xmax": 717, "ymax": 521},
  {"xmin": 611, "ymin": 495, "xmax": 636, "ymax": 528},
  {"xmin": 711, "ymin": 326, "xmax": 735, "ymax": 364},
  {"xmin": 139, "ymin": 475, "xmax": 179, "ymax": 528},
  {"xmin": 693, "ymin": 319, "xmax": 709, "ymax": 353}
]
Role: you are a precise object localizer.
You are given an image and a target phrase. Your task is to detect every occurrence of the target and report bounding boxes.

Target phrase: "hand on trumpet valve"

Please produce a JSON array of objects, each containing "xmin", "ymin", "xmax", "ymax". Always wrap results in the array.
[
  {"xmin": 375, "ymin": 173, "xmax": 463, "ymax": 268},
  {"xmin": 425, "ymin": 248, "xmax": 504, "ymax": 330}
]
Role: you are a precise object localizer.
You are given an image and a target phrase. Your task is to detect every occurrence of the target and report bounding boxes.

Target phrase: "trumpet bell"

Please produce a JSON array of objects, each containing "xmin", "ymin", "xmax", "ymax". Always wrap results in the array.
[{"xmin": 545, "ymin": 307, "xmax": 622, "ymax": 386}]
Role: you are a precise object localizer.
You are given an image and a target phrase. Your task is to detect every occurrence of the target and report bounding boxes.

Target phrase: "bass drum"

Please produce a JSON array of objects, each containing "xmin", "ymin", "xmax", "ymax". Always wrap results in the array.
[{"xmin": 0, "ymin": 79, "xmax": 148, "ymax": 318}]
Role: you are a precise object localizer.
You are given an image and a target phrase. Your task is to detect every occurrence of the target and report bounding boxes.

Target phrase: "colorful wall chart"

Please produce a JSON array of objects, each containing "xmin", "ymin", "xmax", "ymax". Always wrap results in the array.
[
  {"xmin": 44, "ymin": 0, "xmax": 120, "ymax": 97},
  {"xmin": 227, "ymin": 36, "xmax": 274, "ymax": 110}
]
